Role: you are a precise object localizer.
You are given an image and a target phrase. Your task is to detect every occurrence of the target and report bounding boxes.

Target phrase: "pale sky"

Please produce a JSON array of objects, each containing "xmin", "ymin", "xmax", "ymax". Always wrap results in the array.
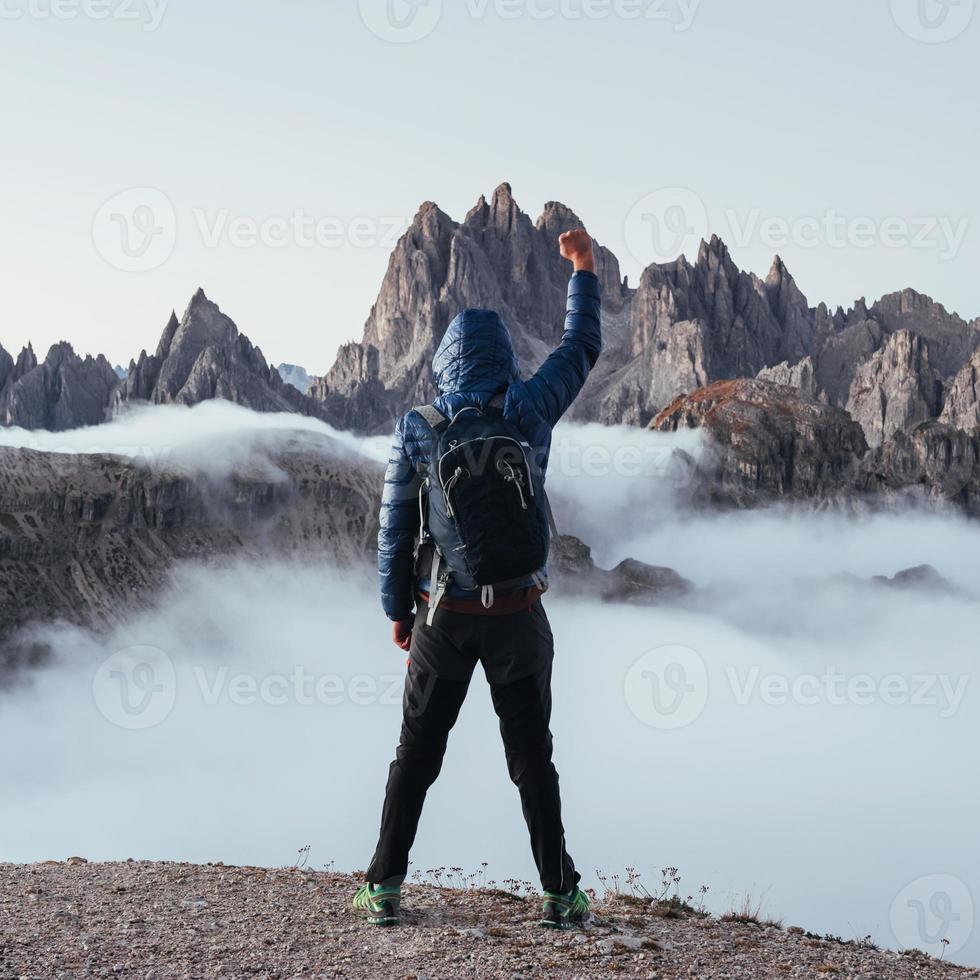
[{"xmin": 0, "ymin": 0, "xmax": 977, "ymax": 372}]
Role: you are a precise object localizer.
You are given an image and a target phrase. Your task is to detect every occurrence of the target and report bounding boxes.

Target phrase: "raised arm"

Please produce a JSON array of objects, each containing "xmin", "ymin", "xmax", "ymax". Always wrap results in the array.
[
  {"xmin": 378, "ymin": 414, "xmax": 422, "ymax": 631},
  {"xmin": 523, "ymin": 229, "xmax": 602, "ymax": 426}
]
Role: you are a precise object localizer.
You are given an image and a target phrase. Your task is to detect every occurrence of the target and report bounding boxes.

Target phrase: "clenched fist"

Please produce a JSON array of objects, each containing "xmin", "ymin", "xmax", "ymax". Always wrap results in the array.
[
  {"xmin": 559, "ymin": 229, "xmax": 596, "ymax": 274},
  {"xmin": 392, "ymin": 619, "xmax": 413, "ymax": 651}
]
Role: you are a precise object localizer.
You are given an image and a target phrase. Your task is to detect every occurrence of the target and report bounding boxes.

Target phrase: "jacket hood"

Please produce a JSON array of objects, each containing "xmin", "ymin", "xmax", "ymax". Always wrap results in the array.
[{"xmin": 432, "ymin": 309, "xmax": 519, "ymax": 395}]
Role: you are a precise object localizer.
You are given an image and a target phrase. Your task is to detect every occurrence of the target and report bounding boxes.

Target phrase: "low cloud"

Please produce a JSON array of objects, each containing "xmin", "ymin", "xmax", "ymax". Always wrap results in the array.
[
  {"xmin": 1, "ymin": 405, "xmax": 977, "ymax": 964},
  {"xmin": 0, "ymin": 400, "xmax": 390, "ymax": 481}
]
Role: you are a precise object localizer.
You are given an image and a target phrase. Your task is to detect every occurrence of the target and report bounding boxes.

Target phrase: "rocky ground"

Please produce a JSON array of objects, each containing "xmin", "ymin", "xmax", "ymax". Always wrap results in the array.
[{"xmin": 1, "ymin": 861, "xmax": 976, "ymax": 980}]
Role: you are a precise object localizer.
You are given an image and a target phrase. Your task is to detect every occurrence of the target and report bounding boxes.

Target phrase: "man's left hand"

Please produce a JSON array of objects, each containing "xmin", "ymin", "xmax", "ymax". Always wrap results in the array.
[{"xmin": 392, "ymin": 619, "xmax": 413, "ymax": 651}]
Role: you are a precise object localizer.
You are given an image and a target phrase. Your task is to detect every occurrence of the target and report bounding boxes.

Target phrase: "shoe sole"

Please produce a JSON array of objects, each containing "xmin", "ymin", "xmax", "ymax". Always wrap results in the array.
[
  {"xmin": 538, "ymin": 918, "xmax": 579, "ymax": 930},
  {"xmin": 367, "ymin": 915, "xmax": 400, "ymax": 926}
]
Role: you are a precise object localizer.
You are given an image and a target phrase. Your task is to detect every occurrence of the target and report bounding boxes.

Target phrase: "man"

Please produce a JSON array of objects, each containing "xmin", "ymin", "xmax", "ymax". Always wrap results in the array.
[{"xmin": 354, "ymin": 229, "xmax": 601, "ymax": 929}]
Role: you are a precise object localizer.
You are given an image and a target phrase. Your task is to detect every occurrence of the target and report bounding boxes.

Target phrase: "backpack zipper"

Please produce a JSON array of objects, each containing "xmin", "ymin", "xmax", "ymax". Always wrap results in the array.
[
  {"xmin": 443, "ymin": 466, "xmax": 466, "ymax": 519},
  {"xmin": 437, "ymin": 436, "xmax": 535, "ymax": 517},
  {"xmin": 497, "ymin": 459, "xmax": 528, "ymax": 510},
  {"xmin": 437, "ymin": 437, "xmax": 534, "ymax": 491}
]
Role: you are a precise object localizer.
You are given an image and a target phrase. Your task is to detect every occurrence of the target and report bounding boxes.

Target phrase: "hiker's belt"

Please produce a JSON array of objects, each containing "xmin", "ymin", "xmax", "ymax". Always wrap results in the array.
[{"xmin": 424, "ymin": 547, "xmax": 548, "ymax": 625}]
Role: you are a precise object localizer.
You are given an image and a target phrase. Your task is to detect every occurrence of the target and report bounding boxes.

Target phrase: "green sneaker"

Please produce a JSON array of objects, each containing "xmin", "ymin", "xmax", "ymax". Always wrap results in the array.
[
  {"xmin": 539, "ymin": 886, "xmax": 590, "ymax": 929},
  {"xmin": 352, "ymin": 883, "xmax": 401, "ymax": 926}
]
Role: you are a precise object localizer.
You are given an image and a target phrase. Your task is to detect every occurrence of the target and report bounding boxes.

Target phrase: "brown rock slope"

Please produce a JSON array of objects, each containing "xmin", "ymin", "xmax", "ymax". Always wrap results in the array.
[
  {"xmin": 0, "ymin": 437, "xmax": 381, "ymax": 676},
  {"xmin": 1, "ymin": 862, "xmax": 974, "ymax": 980},
  {"xmin": 652, "ymin": 378, "xmax": 870, "ymax": 506},
  {"xmin": 652, "ymin": 378, "xmax": 980, "ymax": 514}
]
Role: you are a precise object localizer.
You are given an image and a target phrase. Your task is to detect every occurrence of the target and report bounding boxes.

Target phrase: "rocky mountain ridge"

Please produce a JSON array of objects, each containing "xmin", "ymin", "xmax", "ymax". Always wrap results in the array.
[
  {"xmin": 653, "ymin": 378, "xmax": 980, "ymax": 514},
  {"xmin": 1, "ymin": 289, "xmax": 334, "ymax": 436},
  {"xmin": 3, "ymin": 183, "xmax": 979, "ymax": 509},
  {"xmin": 310, "ymin": 184, "xmax": 980, "ymax": 441},
  {"xmin": 0, "ymin": 435, "xmax": 380, "ymax": 678},
  {"xmin": 112, "ymin": 290, "xmax": 316, "ymax": 419},
  {"xmin": 0, "ymin": 341, "xmax": 119, "ymax": 431}
]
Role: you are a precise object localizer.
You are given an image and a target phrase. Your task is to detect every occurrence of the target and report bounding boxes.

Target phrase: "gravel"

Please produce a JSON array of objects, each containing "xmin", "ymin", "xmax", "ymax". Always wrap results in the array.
[{"xmin": 1, "ymin": 861, "xmax": 976, "ymax": 979}]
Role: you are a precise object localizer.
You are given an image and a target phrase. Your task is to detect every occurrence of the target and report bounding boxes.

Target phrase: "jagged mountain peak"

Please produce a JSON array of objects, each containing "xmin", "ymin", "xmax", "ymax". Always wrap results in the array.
[
  {"xmin": 407, "ymin": 200, "xmax": 457, "ymax": 245},
  {"xmin": 42, "ymin": 342, "xmax": 115, "ymax": 375},
  {"xmin": 463, "ymin": 181, "xmax": 530, "ymax": 237},
  {"xmin": 464, "ymin": 193, "xmax": 488, "ymax": 220},
  {"xmin": 320, "ymin": 182, "xmax": 625, "ymax": 431},
  {"xmin": 487, "ymin": 181, "xmax": 517, "ymax": 215},
  {"xmin": 184, "ymin": 288, "xmax": 225, "ymax": 323},
  {"xmin": 163, "ymin": 290, "xmax": 238, "ymax": 365},
  {"xmin": 838, "ymin": 287, "xmax": 980, "ymax": 379},
  {"xmin": 624, "ymin": 232, "xmax": 819, "ymax": 405},
  {"xmin": 763, "ymin": 255, "xmax": 806, "ymax": 299},
  {"xmin": 846, "ymin": 297, "xmax": 870, "ymax": 323},
  {"xmin": 112, "ymin": 291, "xmax": 314, "ymax": 418},
  {"xmin": 177, "ymin": 290, "xmax": 237, "ymax": 339},
  {"xmin": 0, "ymin": 336, "xmax": 117, "ymax": 431},
  {"xmin": 766, "ymin": 254, "xmax": 794, "ymax": 286},
  {"xmin": 155, "ymin": 312, "xmax": 180, "ymax": 361},
  {"xmin": 42, "ymin": 341, "xmax": 78, "ymax": 369},
  {"xmin": 696, "ymin": 233, "xmax": 735, "ymax": 265},
  {"xmin": 14, "ymin": 344, "xmax": 37, "ymax": 376},
  {"xmin": 536, "ymin": 200, "xmax": 586, "ymax": 236},
  {"xmin": 871, "ymin": 286, "xmax": 958, "ymax": 323},
  {"xmin": 414, "ymin": 199, "xmax": 448, "ymax": 225}
]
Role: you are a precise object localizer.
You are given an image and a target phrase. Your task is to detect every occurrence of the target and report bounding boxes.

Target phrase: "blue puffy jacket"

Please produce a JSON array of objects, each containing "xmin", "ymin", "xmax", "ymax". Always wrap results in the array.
[{"xmin": 378, "ymin": 270, "xmax": 603, "ymax": 621}]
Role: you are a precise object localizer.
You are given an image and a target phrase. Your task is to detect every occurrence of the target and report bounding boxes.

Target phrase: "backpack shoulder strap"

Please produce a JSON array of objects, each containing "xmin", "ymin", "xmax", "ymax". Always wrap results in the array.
[{"xmin": 412, "ymin": 404, "xmax": 450, "ymax": 432}]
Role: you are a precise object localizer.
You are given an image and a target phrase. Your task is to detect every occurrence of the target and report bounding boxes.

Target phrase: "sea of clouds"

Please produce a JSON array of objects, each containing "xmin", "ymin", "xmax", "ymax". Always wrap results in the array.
[{"xmin": 1, "ymin": 403, "xmax": 977, "ymax": 964}]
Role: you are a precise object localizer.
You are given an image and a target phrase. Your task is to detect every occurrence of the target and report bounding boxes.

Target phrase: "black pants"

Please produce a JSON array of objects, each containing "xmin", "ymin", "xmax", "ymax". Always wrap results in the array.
[{"xmin": 365, "ymin": 600, "xmax": 579, "ymax": 894}]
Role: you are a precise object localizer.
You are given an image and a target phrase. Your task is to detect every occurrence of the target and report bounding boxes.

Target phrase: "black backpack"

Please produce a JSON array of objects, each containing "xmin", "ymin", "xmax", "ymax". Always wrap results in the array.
[{"xmin": 414, "ymin": 394, "xmax": 555, "ymax": 623}]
